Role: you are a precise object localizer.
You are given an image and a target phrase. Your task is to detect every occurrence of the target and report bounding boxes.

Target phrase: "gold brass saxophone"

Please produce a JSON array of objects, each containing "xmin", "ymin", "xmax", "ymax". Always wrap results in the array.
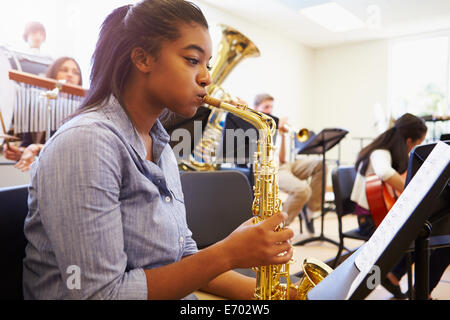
[
  {"xmin": 179, "ymin": 24, "xmax": 260, "ymax": 172},
  {"xmin": 202, "ymin": 95, "xmax": 333, "ymax": 300}
]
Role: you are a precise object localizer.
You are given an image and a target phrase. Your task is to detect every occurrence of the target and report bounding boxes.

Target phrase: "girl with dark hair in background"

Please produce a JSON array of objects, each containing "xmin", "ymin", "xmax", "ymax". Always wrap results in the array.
[
  {"xmin": 22, "ymin": 0, "xmax": 295, "ymax": 300},
  {"xmin": 350, "ymin": 113, "xmax": 449, "ymax": 299},
  {"xmin": 351, "ymin": 113, "xmax": 428, "ymax": 237}
]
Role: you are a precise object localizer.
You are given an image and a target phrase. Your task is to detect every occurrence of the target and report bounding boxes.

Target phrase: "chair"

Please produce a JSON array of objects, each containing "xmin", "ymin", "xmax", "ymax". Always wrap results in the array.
[
  {"xmin": 331, "ymin": 166, "xmax": 369, "ymax": 268},
  {"xmin": 0, "ymin": 185, "xmax": 29, "ymax": 300},
  {"xmin": 180, "ymin": 170, "xmax": 253, "ymax": 249}
]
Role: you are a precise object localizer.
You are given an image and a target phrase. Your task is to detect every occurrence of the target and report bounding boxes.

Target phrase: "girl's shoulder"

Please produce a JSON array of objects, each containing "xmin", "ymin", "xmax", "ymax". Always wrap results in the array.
[
  {"xmin": 370, "ymin": 148, "xmax": 393, "ymax": 165},
  {"xmin": 371, "ymin": 148, "xmax": 391, "ymax": 157}
]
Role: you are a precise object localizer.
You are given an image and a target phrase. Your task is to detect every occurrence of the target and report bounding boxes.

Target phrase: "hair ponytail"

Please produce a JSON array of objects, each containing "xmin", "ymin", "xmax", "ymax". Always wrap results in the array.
[
  {"xmin": 355, "ymin": 127, "xmax": 399, "ymax": 175},
  {"xmin": 80, "ymin": 5, "xmax": 131, "ymax": 111}
]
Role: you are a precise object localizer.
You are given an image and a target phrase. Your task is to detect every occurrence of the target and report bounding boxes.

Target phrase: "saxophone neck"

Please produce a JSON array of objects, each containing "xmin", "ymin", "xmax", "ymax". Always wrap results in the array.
[{"xmin": 202, "ymin": 95, "xmax": 276, "ymax": 138}]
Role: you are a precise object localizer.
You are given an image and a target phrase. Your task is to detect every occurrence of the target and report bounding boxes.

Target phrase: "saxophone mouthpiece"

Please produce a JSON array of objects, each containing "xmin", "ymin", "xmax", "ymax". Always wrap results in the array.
[{"xmin": 203, "ymin": 95, "xmax": 222, "ymax": 108}]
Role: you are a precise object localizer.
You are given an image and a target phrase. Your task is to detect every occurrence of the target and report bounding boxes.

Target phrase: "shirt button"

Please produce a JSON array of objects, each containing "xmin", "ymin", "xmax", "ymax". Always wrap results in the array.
[
  {"xmin": 165, "ymin": 196, "xmax": 171, "ymax": 203},
  {"xmin": 179, "ymin": 237, "xmax": 184, "ymax": 244}
]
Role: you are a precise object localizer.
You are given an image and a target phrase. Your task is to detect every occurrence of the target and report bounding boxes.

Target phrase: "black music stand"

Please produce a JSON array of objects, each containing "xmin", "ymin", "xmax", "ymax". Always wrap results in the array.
[
  {"xmin": 293, "ymin": 128, "xmax": 349, "ymax": 247},
  {"xmin": 307, "ymin": 141, "xmax": 449, "ymax": 300},
  {"xmin": 405, "ymin": 142, "xmax": 450, "ymax": 300},
  {"xmin": 219, "ymin": 112, "xmax": 280, "ymax": 188}
]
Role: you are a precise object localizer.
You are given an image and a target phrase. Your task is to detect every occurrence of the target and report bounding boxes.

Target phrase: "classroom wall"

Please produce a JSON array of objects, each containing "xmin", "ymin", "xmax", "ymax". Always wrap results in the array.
[{"xmin": 312, "ymin": 40, "xmax": 390, "ymax": 165}]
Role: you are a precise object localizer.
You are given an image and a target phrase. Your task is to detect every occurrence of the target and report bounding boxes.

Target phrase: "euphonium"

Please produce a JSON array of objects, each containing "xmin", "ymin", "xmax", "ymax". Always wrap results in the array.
[
  {"xmin": 202, "ymin": 95, "xmax": 333, "ymax": 300},
  {"xmin": 179, "ymin": 25, "xmax": 260, "ymax": 172}
]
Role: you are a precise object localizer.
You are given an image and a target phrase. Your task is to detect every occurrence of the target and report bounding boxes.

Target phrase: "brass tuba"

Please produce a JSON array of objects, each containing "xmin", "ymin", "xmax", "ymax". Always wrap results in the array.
[
  {"xmin": 179, "ymin": 25, "xmax": 260, "ymax": 171},
  {"xmin": 202, "ymin": 95, "xmax": 333, "ymax": 300}
]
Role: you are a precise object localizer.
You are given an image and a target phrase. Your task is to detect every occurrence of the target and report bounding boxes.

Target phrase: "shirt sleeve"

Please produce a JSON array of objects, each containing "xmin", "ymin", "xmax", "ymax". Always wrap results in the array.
[
  {"xmin": 370, "ymin": 149, "xmax": 396, "ymax": 181},
  {"xmin": 36, "ymin": 124, "xmax": 148, "ymax": 300}
]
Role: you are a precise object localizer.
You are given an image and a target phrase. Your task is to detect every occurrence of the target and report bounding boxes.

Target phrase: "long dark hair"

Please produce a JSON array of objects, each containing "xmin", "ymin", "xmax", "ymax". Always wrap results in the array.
[
  {"xmin": 74, "ymin": 0, "xmax": 208, "ymax": 119},
  {"xmin": 355, "ymin": 113, "xmax": 427, "ymax": 175},
  {"xmin": 46, "ymin": 57, "xmax": 83, "ymax": 86}
]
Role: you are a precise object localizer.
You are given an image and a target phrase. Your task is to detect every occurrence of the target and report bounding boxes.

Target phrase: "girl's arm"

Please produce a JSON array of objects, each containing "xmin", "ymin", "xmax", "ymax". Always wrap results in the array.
[
  {"xmin": 370, "ymin": 150, "xmax": 405, "ymax": 192},
  {"xmin": 144, "ymin": 213, "xmax": 293, "ymax": 300}
]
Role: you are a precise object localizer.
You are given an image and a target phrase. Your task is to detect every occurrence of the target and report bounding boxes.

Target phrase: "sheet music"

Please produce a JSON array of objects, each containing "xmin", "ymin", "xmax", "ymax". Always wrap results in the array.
[{"xmin": 348, "ymin": 141, "xmax": 450, "ymax": 298}]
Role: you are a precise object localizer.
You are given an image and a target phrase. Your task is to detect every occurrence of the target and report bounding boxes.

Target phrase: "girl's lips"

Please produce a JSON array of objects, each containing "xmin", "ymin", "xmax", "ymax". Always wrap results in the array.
[
  {"xmin": 196, "ymin": 95, "xmax": 205, "ymax": 104},
  {"xmin": 197, "ymin": 93, "xmax": 207, "ymax": 101}
]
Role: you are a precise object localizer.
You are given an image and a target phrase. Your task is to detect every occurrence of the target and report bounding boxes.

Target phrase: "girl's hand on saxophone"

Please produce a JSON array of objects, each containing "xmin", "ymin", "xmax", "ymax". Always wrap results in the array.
[{"xmin": 219, "ymin": 211, "xmax": 294, "ymax": 270}]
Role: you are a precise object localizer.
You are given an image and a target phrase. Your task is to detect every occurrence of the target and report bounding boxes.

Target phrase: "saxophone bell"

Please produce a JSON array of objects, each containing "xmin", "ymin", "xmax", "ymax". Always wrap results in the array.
[{"xmin": 295, "ymin": 258, "xmax": 334, "ymax": 300}]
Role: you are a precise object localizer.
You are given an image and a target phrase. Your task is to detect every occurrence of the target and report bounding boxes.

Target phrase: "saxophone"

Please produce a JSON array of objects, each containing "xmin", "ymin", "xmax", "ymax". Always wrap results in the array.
[{"xmin": 202, "ymin": 95, "xmax": 333, "ymax": 300}]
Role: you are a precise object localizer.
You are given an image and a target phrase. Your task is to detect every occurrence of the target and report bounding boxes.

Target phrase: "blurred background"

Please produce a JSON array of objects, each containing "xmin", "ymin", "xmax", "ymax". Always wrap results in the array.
[{"xmin": 1, "ymin": 0, "xmax": 450, "ymax": 180}]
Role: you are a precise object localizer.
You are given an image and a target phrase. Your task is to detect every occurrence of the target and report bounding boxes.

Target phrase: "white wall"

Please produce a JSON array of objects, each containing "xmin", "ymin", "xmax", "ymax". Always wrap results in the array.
[{"xmin": 312, "ymin": 40, "xmax": 390, "ymax": 165}]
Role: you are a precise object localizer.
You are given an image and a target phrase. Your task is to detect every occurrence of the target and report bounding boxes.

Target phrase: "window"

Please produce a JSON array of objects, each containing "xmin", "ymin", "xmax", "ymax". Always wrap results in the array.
[{"xmin": 389, "ymin": 34, "xmax": 450, "ymax": 140}]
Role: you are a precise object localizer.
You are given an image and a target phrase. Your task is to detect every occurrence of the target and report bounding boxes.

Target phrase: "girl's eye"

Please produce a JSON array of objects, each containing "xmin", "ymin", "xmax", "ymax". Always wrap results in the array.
[
  {"xmin": 185, "ymin": 57, "xmax": 210, "ymax": 71},
  {"xmin": 185, "ymin": 57, "xmax": 199, "ymax": 65}
]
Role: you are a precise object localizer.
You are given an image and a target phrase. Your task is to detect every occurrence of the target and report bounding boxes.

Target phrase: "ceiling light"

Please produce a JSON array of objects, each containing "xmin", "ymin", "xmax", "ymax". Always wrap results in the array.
[{"xmin": 300, "ymin": 2, "xmax": 365, "ymax": 33}]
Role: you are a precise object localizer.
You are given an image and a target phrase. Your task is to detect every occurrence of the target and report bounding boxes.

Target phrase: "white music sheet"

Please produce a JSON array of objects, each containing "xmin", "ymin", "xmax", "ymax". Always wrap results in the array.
[{"xmin": 347, "ymin": 141, "xmax": 450, "ymax": 299}]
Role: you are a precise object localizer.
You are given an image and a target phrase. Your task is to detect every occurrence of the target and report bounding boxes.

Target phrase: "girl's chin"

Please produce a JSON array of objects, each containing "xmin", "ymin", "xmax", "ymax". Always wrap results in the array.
[{"xmin": 174, "ymin": 105, "xmax": 199, "ymax": 119}]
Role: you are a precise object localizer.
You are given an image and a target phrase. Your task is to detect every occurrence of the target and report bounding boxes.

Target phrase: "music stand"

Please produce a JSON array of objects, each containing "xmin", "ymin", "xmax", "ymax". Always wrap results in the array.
[
  {"xmin": 218, "ymin": 112, "xmax": 280, "ymax": 188},
  {"xmin": 307, "ymin": 141, "xmax": 450, "ymax": 300},
  {"xmin": 293, "ymin": 128, "xmax": 349, "ymax": 247},
  {"xmin": 220, "ymin": 112, "xmax": 279, "ymax": 163},
  {"xmin": 405, "ymin": 141, "xmax": 450, "ymax": 299}
]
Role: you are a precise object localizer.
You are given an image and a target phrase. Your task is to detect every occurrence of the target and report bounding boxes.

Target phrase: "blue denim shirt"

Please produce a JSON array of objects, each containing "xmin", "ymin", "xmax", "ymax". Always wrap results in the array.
[{"xmin": 23, "ymin": 96, "xmax": 198, "ymax": 299}]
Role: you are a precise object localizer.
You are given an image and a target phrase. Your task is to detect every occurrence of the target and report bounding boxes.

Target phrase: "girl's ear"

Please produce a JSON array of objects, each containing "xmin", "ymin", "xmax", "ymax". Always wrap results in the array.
[
  {"xmin": 131, "ymin": 47, "xmax": 153, "ymax": 73},
  {"xmin": 406, "ymin": 137, "xmax": 414, "ymax": 151}
]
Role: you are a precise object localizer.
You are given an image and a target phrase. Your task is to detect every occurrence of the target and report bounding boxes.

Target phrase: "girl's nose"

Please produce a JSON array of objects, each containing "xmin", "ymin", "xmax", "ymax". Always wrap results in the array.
[{"xmin": 198, "ymin": 66, "xmax": 212, "ymax": 88}]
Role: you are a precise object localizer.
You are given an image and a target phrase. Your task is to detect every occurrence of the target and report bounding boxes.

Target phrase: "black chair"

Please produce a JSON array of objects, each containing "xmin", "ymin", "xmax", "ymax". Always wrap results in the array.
[
  {"xmin": 180, "ymin": 170, "xmax": 253, "ymax": 249},
  {"xmin": 0, "ymin": 185, "xmax": 29, "ymax": 300},
  {"xmin": 331, "ymin": 166, "xmax": 369, "ymax": 268}
]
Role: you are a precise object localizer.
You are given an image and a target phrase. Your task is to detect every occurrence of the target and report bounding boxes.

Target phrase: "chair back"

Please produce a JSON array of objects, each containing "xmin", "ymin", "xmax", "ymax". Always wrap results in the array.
[
  {"xmin": 0, "ymin": 185, "xmax": 29, "ymax": 300},
  {"xmin": 180, "ymin": 170, "xmax": 253, "ymax": 249},
  {"xmin": 332, "ymin": 166, "xmax": 357, "ymax": 218}
]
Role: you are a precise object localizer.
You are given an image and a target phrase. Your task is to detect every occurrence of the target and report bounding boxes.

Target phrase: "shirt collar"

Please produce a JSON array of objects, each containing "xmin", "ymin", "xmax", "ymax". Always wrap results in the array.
[{"xmin": 102, "ymin": 95, "xmax": 171, "ymax": 163}]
